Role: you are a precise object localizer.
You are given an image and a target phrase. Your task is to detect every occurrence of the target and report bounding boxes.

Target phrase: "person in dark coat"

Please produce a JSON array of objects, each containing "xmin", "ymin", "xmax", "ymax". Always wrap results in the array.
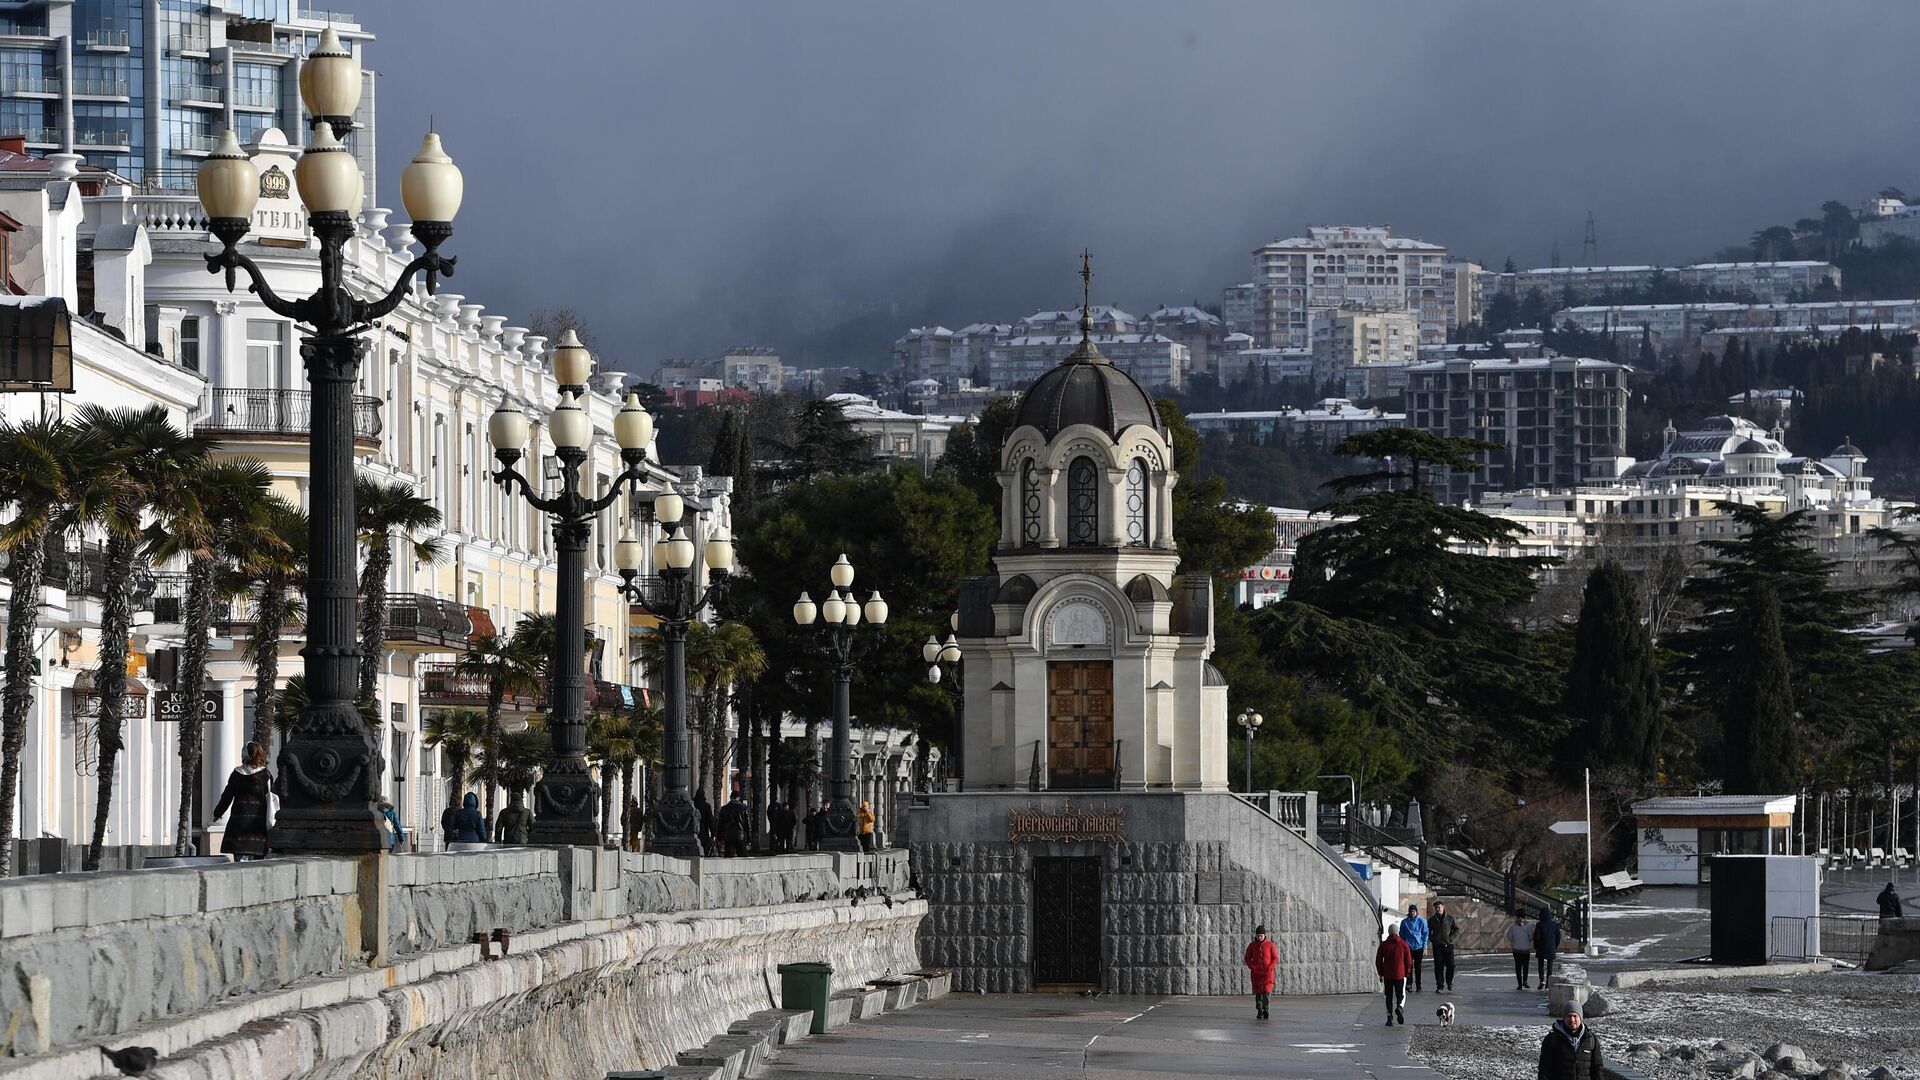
[
  {"xmin": 1375, "ymin": 924, "xmax": 1412, "ymax": 1026},
  {"xmin": 693, "ymin": 789, "xmax": 715, "ymax": 855},
  {"xmin": 1533, "ymin": 907, "xmax": 1563, "ymax": 988},
  {"xmin": 771, "ymin": 802, "xmax": 797, "ymax": 852},
  {"xmin": 211, "ymin": 742, "xmax": 274, "ymax": 859},
  {"xmin": 1243, "ymin": 925, "xmax": 1278, "ymax": 1020},
  {"xmin": 1428, "ymin": 900, "xmax": 1461, "ymax": 993},
  {"xmin": 1537, "ymin": 1001, "xmax": 1603, "ymax": 1080},
  {"xmin": 1878, "ymin": 882, "xmax": 1905, "ymax": 918},
  {"xmin": 452, "ymin": 792, "xmax": 488, "ymax": 844},
  {"xmin": 717, "ymin": 792, "xmax": 750, "ymax": 857}
]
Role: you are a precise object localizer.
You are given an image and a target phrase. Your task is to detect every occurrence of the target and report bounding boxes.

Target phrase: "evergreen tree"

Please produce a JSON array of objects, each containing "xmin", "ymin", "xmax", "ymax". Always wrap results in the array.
[
  {"xmin": 1562, "ymin": 559, "xmax": 1662, "ymax": 775},
  {"xmin": 1722, "ymin": 586, "xmax": 1800, "ymax": 794}
]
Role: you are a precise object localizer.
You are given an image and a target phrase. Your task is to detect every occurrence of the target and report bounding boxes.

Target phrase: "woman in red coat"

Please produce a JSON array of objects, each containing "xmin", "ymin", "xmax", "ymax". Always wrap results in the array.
[{"xmin": 1243, "ymin": 925, "xmax": 1278, "ymax": 1019}]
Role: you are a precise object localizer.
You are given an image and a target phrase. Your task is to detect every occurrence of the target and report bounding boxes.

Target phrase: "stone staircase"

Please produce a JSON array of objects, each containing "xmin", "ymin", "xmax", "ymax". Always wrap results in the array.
[{"xmin": 662, "ymin": 969, "xmax": 953, "ymax": 1079}]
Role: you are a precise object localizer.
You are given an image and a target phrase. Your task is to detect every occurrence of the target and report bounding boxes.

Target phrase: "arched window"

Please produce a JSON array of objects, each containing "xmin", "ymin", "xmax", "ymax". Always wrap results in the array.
[
  {"xmin": 1067, "ymin": 456, "xmax": 1098, "ymax": 546},
  {"xmin": 1021, "ymin": 460, "xmax": 1042, "ymax": 545},
  {"xmin": 1124, "ymin": 457, "xmax": 1147, "ymax": 545}
]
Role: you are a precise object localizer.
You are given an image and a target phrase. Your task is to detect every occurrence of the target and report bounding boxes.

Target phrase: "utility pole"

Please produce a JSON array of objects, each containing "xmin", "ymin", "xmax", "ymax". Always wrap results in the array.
[
  {"xmin": 1582, "ymin": 211, "xmax": 1599, "ymax": 266},
  {"xmin": 1550, "ymin": 240, "xmax": 1561, "ymax": 269}
]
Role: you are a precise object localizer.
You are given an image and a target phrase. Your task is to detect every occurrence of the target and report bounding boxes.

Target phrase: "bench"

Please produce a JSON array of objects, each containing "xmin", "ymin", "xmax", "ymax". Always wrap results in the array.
[
  {"xmin": 1896, "ymin": 848, "xmax": 1914, "ymax": 868},
  {"xmin": 1598, "ymin": 871, "xmax": 1645, "ymax": 893},
  {"xmin": 1869, "ymin": 847, "xmax": 1888, "ymax": 868}
]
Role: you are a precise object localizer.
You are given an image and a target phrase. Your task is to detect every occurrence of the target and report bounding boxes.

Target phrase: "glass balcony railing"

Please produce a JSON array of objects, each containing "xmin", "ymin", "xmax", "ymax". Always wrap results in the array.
[
  {"xmin": 73, "ymin": 78, "xmax": 130, "ymax": 97},
  {"xmin": 0, "ymin": 74, "xmax": 59, "ymax": 95},
  {"xmin": 82, "ymin": 28, "xmax": 129, "ymax": 49},
  {"xmin": 74, "ymin": 129, "xmax": 130, "ymax": 148}
]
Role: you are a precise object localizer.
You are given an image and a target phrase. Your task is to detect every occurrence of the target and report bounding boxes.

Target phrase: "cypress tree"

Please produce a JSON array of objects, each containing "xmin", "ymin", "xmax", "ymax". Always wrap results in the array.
[
  {"xmin": 1563, "ymin": 559, "xmax": 1663, "ymax": 775},
  {"xmin": 1722, "ymin": 586, "xmax": 1800, "ymax": 794}
]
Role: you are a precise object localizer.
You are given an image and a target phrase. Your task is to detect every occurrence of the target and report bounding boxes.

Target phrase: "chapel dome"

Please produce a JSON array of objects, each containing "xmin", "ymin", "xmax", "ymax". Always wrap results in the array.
[{"xmin": 1012, "ymin": 335, "xmax": 1163, "ymax": 439}]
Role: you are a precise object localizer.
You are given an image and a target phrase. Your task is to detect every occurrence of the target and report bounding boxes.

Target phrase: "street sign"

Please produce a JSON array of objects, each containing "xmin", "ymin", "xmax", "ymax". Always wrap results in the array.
[
  {"xmin": 154, "ymin": 689, "xmax": 221, "ymax": 723},
  {"xmin": 1550, "ymin": 819, "xmax": 1589, "ymax": 835}
]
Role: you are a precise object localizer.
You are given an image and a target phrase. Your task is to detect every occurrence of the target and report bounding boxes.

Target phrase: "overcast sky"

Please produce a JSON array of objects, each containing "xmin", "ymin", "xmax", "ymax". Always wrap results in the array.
[{"xmin": 368, "ymin": 1, "xmax": 1920, "ymax": 374}]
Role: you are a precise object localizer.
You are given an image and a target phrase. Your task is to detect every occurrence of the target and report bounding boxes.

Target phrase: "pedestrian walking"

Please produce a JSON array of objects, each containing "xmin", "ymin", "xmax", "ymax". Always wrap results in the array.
[
  {"xmin": 694, "ymin": 789, "xmax": 715, "ymax": 855},
  {"xmin": 772, "ymin": 802, "xmax": 797, "ymax": 852},
  {"xmin": 718, "ymin": 791, "xmax": 750, "ymax": 857},
  {"xmin": 451, "ymin": 792, "xmax": 488, "ymax": 845},
  {"xmin": 376, "ymin": 798, "xmax": 406, "ymax": 854},
  {"xmin": 1398, "ymin": 903, "xmax": 1429, "ymax": 992},
  {"xmin": 805, "ymin": 800, "xmax": 829, "ymax": 851},
  {"xmin": 1506, "ymin": 910, "xmax": 1534, "ymax": 989},
  {"xmin": 1536, "ymin": 1001, "xmax": 1603, "ymax": 1080},
  {"xmin": 1243, "ymin": 925, "xmax": 1278, "ymax": 1020},
  {"xmin": 624, "ymin": 795, "xmax": 642, "ymax": 852},
  {"xmin": 1428, "ymin": 900, "xmax": 1460, "ymax": 993},
  {"xmin": 1375, "ymin": 924, "xmax": 1412, "ymax": 1026},
  {"xmin": 1878, "ymin": 882, "xmax": 1905, "ymax": 918},
  {"xmin": 857, "ymin": 800, "xmax": 877, "ymax": 852},
  {"xmin": 494, "ymin": 788, "xmax": 533, "ymax": 845},
  {"xmin": 211, "ymin": 742, "xmax": 275, "ymax": 860},
  {"xmin": 1533, "ymin": 906, "xmax": 1563, "ymax": 988}
]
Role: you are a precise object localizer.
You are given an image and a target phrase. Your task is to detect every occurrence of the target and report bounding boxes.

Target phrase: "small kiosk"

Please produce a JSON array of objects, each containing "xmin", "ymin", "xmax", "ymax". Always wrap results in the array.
[{"xmin": 1632, "ymin": 795, "xmax": 1797, "ymax": 885}]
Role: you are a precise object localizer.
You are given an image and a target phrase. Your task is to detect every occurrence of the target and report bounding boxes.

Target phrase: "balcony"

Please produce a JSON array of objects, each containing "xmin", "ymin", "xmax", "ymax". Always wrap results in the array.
[
  {"xmin": 1, "ymin": 74, "xmax": 58, "ymax": 96},
  {"xmin": 82, "ymin": 28, "xmax": 130, "ymax": 51},
  {"xmin": 74, "ymin": 129, "xmax": 129, "ymax": 150},
  {"xmin": 72, "ymin": 78, "xmax": 129, "ymax": 99},
  {"xmin": 194, "ymin": 388, "xmax": 382, "ymax": 451},
  {"xmin": 171, "ymin": 131, "xmax": 221, "ymax": 155},
  {"xmin": 591, "ymin": 680, "xmax": 650, "ymax": 713},
  {"xmin": 232, "ymin": 86, "xmax": 278, "ymax": 110},
  {"xmin": 384, "ymin": 593, "xmax": 472, "ymax": 652},
  {"xmin": 147, "ymin": 572, "xmax": 190, "ymax": 626},
  {"xmin": 167, "ymin": 32, "xmax": 211, "ymax": 56},
  {"xmin": 420, "ymin": 662, "xmax": 544, "ymax": 714},
  {"xmin": 19, "ymin": 127, "xmax": 60, "ymax": 147},
  {"xmin": 172, "ymin": 85, "xmax": 223, "ymax": 109}
]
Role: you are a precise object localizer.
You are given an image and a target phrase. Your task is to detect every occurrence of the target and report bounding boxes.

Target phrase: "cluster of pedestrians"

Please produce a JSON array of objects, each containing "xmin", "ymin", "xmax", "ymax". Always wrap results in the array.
[
  {"xmin": 1505, "ymin": 907, "xmax": 1563, "ymax": 989},
  {"xmin": 1370, "ymin": 902, "xmax": 1459, "ymax": 1024},
  {"xmin": 692, "ymin": 792, "xmax": 880, "ymax": 855}
]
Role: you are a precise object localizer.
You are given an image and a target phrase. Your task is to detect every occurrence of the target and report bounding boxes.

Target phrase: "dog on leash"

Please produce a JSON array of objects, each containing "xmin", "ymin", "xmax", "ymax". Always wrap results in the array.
[{"xmin": 1435, "ymin": 1002, "xmax": 1456, "ymax": 1026}]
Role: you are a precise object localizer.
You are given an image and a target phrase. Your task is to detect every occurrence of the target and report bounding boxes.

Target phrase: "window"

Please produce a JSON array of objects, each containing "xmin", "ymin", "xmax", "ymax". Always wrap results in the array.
[
  {"xmin": 179, "ymin": 316, "xmax": 200, "ymax": 371},
  {"xmin": 1124, "ymin": 458, "xmax": 1147, "ymax": 545},
  {"xmin": 246, "ymin": 319, "xmax": 281, "ymax": 387},
  {"xmin": 1067, "ymin": 456, "xmax": 1099, "ymax": 546},
  {"xmin": 1020, "ymin": 460, "xmax": 1042, "ymax": 545}
]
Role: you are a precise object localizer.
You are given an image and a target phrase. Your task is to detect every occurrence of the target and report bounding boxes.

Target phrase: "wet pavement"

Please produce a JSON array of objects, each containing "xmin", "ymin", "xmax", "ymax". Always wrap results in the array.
[{"xmin": 759, "ymin": 990, "xmax": 1443, "ymax": 1079}]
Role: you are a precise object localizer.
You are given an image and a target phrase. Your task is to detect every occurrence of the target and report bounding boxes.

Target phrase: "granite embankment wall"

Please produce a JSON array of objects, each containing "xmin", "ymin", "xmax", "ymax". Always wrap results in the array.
[
  {"xmin": 909, "ymin": 792, "xmax": 1377, "ymax": 995},
  {"xmin": 0, "ymin": 848, "xmax": 917, "ymax": 1079}
]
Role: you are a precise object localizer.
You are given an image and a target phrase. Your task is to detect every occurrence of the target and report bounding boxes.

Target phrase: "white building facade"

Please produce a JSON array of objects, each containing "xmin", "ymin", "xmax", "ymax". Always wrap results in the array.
[{"xmin": 1250, "ymin": 225, "xmax": 1450, "ymax": 349}]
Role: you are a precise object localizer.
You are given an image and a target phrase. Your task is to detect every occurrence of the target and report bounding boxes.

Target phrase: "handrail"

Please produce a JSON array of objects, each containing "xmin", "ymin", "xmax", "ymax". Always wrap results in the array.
[
  {"xmin": 194, "ymin": 388, "xmax": 382, "ymax": 443},
  {"xmin": 1347, "ymin": 818, "xmax": 1567, "ymax": 920}
]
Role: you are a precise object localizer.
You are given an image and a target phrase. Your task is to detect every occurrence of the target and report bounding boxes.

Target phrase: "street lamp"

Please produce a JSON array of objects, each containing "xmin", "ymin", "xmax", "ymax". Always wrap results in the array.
[
  {"xmin": 921, "ymin": 622, "xmax": 962, "ymax": 792},
  {"xmin": 489, "ymin": 380, "xmax": 656, "ymax": 844},
  {"xmin": 794, "ymin": 554, "xmax": 887, "ymax": 852},
  {"xmin": 614, "ymin": 497, "xmax": 730, "ymax": 857},
  {"xmin": 1236, "ymin": 710, "xmax": 1264, "ymax": 794},
  {"xmin": 196, "ymin": 27, "xmax": 460, "ymax": 853}
]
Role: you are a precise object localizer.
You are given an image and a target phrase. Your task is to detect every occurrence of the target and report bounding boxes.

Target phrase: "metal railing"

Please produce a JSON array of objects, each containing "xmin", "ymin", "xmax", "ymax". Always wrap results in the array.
[
  {"xmin": 386, "ymin": 593, "xmax": 471, "ymax": 640},
  {"xmin": 172, "ymin": 85, "xmax": 223, "ymax": 105},
  {"xmin": 147, "ymin": 571, "xmax": 190, "ymax": 624},
  {"xmin": 18, "ymin": 127, "xmax": 61, "ymax": 145},
  {"xmin": 1771, "ymin": 914, "xmax": 1879, "ymax": 963},
  {"xmin": 168, "ymin": 32, "xmax": 211, "ymax": 54},
  {"xmin": 1346, "ymin": 818, "xmax": 1568, "ymax": 921},
  {"xmin": 82, "ymin": 28, "xmax": 129, "ymax": 49},
  {"xmin": 74, "ymin": 128, "xmax": 129, "ymax": 147},
  {"xmin": 193, "ymin": 388, "xmax": 383, "ymax": 445},
  {"xmin": 1, "ymin": 74, "xmax": 59, "ymax": 95},
  {"xmin": 63, "ymin": 543, "xmax": 154, "ymax": 603},
  {"xmin": 232, "ymin": 86, "xmax": 278, "ymax": 109},
  {"xmin": 172, "ymin": 131, "xmax": 220, "ymax": 153},
  {"xmin": 420, "ymin": 662, "xmax": 545, "ymax": 711},
  {"xmin": 72, "ymin": 78, "xmax": 129, "ymax": 98}
]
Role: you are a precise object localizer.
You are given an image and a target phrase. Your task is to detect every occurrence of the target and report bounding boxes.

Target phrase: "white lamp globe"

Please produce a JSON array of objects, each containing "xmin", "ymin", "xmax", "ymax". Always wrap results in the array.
[
  {"xmin": 197, "ymin": 130, "xmax": 259, "ymax": 220},
  {"xmin": 793, "ymin": 592, "xmax": 817, "ymax": 625},
  {"xmin": 294, "ymin": 122, "xmax": 361, "ymax": 214},
  {"xmin": 614, "ymin": 535, "xmax": 643, "ymax": 572},
  {"xmin": 653, "ymin": 492, "xmax": 684, "ymax": 525},
  {"xmin": 939, "ymin": 634, "xmax": 961, "ymax": 664},
  {"xmin": 548, "ymin": 400, "xmax": 590, "ymax": 450},
  {"xmin": 400, "ymin": 131, "xmax": 463, "ymax": 223},
  {"xmin": 704, "ymin": 528, "xmax": 734, "ymax": 572},
  {"xmin": 551, "ymin": 329, "xmax": 592, "ymax": 387},
  {"xmin": 820, "ymin": 593, "xmax": 845, "ymax": 624},
  {"xmin": 863, "ymin": 591, "xmax": 888, "ymax": 626},
  {"xmin": 922, "ymin": 636, "xmax": 939, "ymax": 663},
  {"xmin": 652, "ymin": 539, "xmax": 671, "ymax": 569},
  {"xmin": 842, "ymin": 592, "xmax": 861, "ymax": 626},
  {"xmin": 829, "ymin": 553, "xmax": 854, "ymax": 589},
  {"xmin": 487, "ymin": 403, "xmax": 529, "ymax": 453},
  {"xmin": 665, "ymin": 532, "xmax": 696, "ymax": 570},
  {"xmin": 613, "ymin": 392, "xmax": 653, "ymax": 451},
  {"xmin": 297, "ymin": 26, "xmax": 362, "ymax": 118}
]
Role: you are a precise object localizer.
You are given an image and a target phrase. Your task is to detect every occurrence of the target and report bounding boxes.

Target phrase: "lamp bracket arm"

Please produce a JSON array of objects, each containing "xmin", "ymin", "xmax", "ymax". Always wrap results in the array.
[
  {"xmin": 493, "ymin": 465, "xmax": 564, "ymax": 514},
  {"xmin": 360, "ymin": 252, "xmax": 458, "ymax": 324},
  {"xmin": 205, "ymin": 248, "xmax": 307, "ymax": 320}
]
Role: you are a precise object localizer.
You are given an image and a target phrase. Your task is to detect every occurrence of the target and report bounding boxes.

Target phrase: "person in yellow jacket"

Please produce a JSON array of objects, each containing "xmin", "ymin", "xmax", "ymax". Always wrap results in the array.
[{"xmin": 857, "ymin": 801, "xmax": 877, "ymax": 852}]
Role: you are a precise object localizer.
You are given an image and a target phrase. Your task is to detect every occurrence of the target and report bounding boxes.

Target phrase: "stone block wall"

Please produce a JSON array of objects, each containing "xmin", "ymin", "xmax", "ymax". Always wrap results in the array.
[
  {"xmin": 910, "ymin": 792, "xmax": 1378, "ymax": 995},
  {"xmin": 0, "ymin": 858, "xmax": 357, "ymax": 1057},
  {"xmin": 387, "ymin": 849, "xmax": 567, "ymax": 958}
]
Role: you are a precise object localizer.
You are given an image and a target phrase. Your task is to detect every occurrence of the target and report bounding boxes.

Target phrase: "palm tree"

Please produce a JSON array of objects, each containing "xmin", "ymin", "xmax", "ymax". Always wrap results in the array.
[
  {"xmin": 587, "ymin": 709, "xmax": 640, "ymax": 844},
  {"xmin": 454, "ymin": 631, "xmax": 538, "ymax": 822},
  {"xmin": 0, "ymin": 417, "xmax": 122, "ymax": 876},
  {"xmin": 422, "ymin": 707, "xmax": 491, "ymax": 813},
  {"xmin": 244, "ymin": 497, "xmax": 306, "ymax": 747},
  {"xmin": 71, "ymin": 404, "xmax": 213, "ymax": 871},
  {"xmin": 355, "ymin": 476, "xmax": 445, "ymax": 707},
  {"xmin": 696, "ymin": 621, "xmax": 766, "ymax": 801},
  {"xmin": 623, "ymin": 698, "xmax": 662, "ymax": 850},
  {"xmin": 146, "ymin": 458, "xmax": 283, "ymax": 856}
]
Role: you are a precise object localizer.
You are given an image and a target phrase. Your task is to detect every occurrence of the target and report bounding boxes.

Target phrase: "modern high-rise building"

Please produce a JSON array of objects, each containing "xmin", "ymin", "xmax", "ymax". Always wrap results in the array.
[
  {"xmin": 0, "ymin": 1, "xmax": 374, "ymax": 191},
  {"xmin": 1404, "ymin": 356, "xmax": 1629, "ymax": 504},
  {"xmin": 1249, "ymin": 225, "xmax": 1450, "ymax": 349}
]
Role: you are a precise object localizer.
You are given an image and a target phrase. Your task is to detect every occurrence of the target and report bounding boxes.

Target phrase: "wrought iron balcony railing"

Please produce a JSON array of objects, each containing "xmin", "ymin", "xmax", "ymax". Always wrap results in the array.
[{"xmin": 194, "ymin": 387, "xmax": 382, "ymax": 447}]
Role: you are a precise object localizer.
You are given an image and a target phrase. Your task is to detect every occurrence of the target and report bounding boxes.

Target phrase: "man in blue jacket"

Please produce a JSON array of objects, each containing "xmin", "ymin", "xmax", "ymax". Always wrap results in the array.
[{"xmin": 1398, "ymin": 903, "xmax": 1430, "ymax": 992}]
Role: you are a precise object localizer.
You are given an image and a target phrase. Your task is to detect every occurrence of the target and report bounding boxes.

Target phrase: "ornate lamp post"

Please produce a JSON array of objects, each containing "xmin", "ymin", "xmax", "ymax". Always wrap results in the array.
[
  {"xmin": 1236, "ymin": 709, "xmax": 1264, "ymax": 794},
  {"xmin": 921, "ymin": 621, "xmax": 961, "ymax": 792},
  {"xmin": 793, "ymin": 555, "xmax": 888, "ymax": 852},
  {"xmin": 487, "ymin": 343, "xmax": 657, "ymax": 844},
  {"xmin": 195, "ymin": 28, "xmax": 462, "ymax": 852},
  {"xmin": 612, "ymin": 498, "xmax": 731, "ymax": 857}
]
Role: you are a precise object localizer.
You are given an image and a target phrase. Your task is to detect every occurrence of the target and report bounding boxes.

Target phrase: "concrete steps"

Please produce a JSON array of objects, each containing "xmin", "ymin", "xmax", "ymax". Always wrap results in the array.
[{"xmin": 666, "ymin": 968, "xmax": 952, "ymax": 1079}]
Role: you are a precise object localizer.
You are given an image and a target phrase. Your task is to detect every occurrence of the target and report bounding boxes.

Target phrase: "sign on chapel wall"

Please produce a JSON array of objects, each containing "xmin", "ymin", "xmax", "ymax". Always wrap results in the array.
[
  {"xmin": 244, "ymin": 128, "xmax": 308, "ymax": 245},
  {"xmin": 1007, "ymin": 803, "xmax": 1127, "ymax": 843}
]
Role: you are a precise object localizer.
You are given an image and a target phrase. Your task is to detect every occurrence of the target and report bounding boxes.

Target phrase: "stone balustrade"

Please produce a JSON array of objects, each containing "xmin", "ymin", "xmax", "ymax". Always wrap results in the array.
[{"xmin": 0, "ymin": 847, "xmax": 921, "ymax": 1077}]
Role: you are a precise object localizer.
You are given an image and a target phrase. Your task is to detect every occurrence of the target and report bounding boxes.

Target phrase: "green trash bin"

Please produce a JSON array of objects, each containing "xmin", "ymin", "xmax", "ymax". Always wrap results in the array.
[{"xmin": 778, "ymin": 961, "xmax": 835, "ymax": 1033}]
